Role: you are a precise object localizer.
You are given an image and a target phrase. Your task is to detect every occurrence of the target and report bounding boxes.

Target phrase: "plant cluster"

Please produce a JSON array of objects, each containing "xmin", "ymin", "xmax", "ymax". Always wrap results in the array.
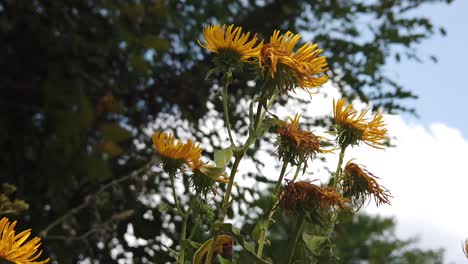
[{"xmin": 149, "ymin": 24, "xmax": 392, "ymax": 264}]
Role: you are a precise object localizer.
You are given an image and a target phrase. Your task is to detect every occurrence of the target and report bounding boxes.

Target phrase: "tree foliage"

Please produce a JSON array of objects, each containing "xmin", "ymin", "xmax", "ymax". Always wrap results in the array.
[
  {"xmin": 334, "ymin": 214, "xmax": 444, "ymax": 264},
  {"xmin": 0, "ymin": 0, "xmax": 452, "ymax": 262}
]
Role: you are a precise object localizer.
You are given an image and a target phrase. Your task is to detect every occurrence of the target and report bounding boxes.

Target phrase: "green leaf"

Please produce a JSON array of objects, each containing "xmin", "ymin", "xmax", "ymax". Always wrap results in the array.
[
  {"xmin": 214, "ymin": 147, "xmax": 233, "ymax": 167},
  {"xmin": 199, "ymin": 166, "xmax": 225, "ymax": 180},
  {"xmin": 188, "ymin": 239, "xmax": 203, "ymax": 249},
  {"xmin": 141, "ymin": 35, "xmax": 170, "ymax": 50},
  {"xmin": 302, "ymin": 233, "xmax": 328, "ymax": 256},
  {"xmin": 100, "ymin": 123, "xmax": 132, "ymax": 142},
  {"xmin": 218, "ymin": 256, "xmax": 232, "ymax": 264},
  {"xmin": 256, "ymin": 117, "xmax": 280, "ymax": 139}
]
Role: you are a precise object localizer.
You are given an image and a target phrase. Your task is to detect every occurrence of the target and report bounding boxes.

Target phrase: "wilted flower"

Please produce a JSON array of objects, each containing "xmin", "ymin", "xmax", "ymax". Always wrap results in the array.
[
  {"xmin": 259, "ymin": 30, "xmax": 328, "ymax": 93},
  {"xmin": 198, "ymin": 24, "xmax": 262, "ymax": 69},
  {"xmin": 152, "ymin": 132, "xmax": 202, "ymax": 173},
  {"xmin": 343, "ymin": 161, "xmax": 391, "ymax": 207},
  {"xmin": 277, "ymin": 114, "xmax": 328, "ymax": 164},
  {"xmin": 0, "ymin": 217, "xmax": 50, "ymax": 264},
  {"xmin": 332, "ymin": 98, "xmax": 388, "ymax": 149},
  {"xmin": 194, "ymin": 235, "xmax": 234, "ymax": 263},
  {"xmin": 281, "ymin": 180, "xmax": 348, "ymax": 220}
]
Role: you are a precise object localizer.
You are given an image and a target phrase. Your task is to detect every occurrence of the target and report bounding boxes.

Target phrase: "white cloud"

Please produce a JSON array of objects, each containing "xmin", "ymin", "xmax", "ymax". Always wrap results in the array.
[{"xmin": 348, "ymin": 115, "xmax": 468, "ymax": 263}]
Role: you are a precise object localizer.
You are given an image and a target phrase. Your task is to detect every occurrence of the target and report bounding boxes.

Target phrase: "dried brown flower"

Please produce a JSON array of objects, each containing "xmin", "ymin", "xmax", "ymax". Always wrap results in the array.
[
  {"xmin": 281, "ymin": 180, "xmax": 349, "ymax": 216},
  {"xmin": 343, "ymin": 161, "xmax": 391, "ymax": 207},
  {"xmin": 277, "ymin": 114, "xmax": 329, "ymax": 164}
]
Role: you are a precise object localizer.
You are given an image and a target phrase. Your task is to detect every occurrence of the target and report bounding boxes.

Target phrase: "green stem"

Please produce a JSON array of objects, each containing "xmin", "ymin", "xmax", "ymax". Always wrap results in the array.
[
  {"xmin": 256, "ymin": 227, "xmax": 267, "ymax": 257},
  {"xmin": 255, "ymin": 87, "xmax": 278, "ymax": 133},
  {"xmin": 169, "ymin": 172, "xmax": 184, "ymax": 215},
  {"xmin": 286, "ymin": 214, "xmax": 306, "ymax": 264},
  {"xmin": 253, "ymin": 82, "xmax": 269, "ymax": 130},
  {"xmin": 179, "ymin": 215, "xmax": 187, "ymax": 264},
  {"xmin": 222, "ymin": 73, "xmax": 235, "ymax": 147},
  {"xmin": 273, "ymin": 160, "xmax": 289, "ymax": 194},
  {"xmin": 254, "ymin": 99, "xmax": 263, "ymax": 131},
  {"xmin": 331, "ymin": 145, "xmax": 347, "ymax": 190},
  {"xmin": 169, "ymin": 172, "xmax": 186, "ymax": 264},
  {"xmin": 219, "ymin": 155, "xmax": 242, "ymax": 221},
  {"xmin": 204, "ymin": 154, "xmax": 243, "ymax": 264},
  {"xmin": 291, "ymin": 162, "xmax": 303, "ymax": 183},
  {"xmin": 324, "ymin": 146, "xmax": 348, "ymax": 245},
  {"xmin": 256, "ymin": 160, "xmax": 290, "ymax": 257},
  {"xmin": 260, "ymin": 91, "xmax": 277, "ymax": 121},
  {"xmin": 180, "ymin": 193, "xmax": 201, "ymax": 264},
  {"xmin": 188, "ymin": 221, "xmax": 199, "ymax": 241}
]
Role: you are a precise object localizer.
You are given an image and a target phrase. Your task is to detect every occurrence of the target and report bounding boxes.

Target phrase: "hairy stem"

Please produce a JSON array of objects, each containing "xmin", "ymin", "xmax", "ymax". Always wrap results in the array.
[
  {"xmin": 204, "ymin": 154, "xmax": 243, "ymax": 264},
  {"xmin": 222, "ymin": 72, "xmax": 235, "ymax": 146},
  {"xmin": 274, "ymin": 160, "xmax": 289, "ymax": 194},
  {"xmin": 291, "ymin": 162, "xmax": 303, "ymax": 183},
  {"xmin": 332, "ymin": 145, "xmax": 347, "ymax": 190},
  {"xmin": 169, "ymin": 172, "xmax": 184, "ymax": 215},
  {"xmin": 169, "ymin": 172, "xmax": 188, "ymax": 264},
  {"xmin": 257, "ymin": 160, "xmax": 291, "ymax": 257},
  {"xmin": 286, "ymin": 213, "xmax": 306, "ymax": 264},
  {"xmin": 179, "ymin": 215, "xmax": 187, "ymax": 264}
]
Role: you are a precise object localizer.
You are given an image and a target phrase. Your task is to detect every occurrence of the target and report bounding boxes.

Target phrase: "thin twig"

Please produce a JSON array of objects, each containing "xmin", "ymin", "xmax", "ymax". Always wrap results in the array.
[{"xmin": 41, "ymin": 161, "xmax": 154, "ymax": 237}]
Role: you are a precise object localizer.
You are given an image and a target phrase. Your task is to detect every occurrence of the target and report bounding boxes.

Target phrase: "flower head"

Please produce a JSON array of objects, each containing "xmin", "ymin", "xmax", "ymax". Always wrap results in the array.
[
  {"xmin": 277, "ymin": 114, "xmax": 327, "ymax": 164},
  {"xmin": 281, "ymin": 180, "xmax": 348, "ymax": 221},
  {"xmin": 188, "ymin": 159, "xmax": 229, "ymax": 195},
  {"xmin": 0, "ymin": 217, "xmax": 50, "ymax": 264},
  {"xmin": 152, "ymin": 132, "xmax": 202, "ymax": 173},
  {"xmin": 332, "ymin": 99, "xmax": 388, "ymax": 149},
  {"xmin": 198, "ymin": 24, "xmax": 262, "ymax": 67},
  {"xmin": 259, "ymin": 30, "xmax": 328, "ymax": 93},
  {"xmin": 343, "ymin": 161, "xmax": 391, "ymax": 207}
]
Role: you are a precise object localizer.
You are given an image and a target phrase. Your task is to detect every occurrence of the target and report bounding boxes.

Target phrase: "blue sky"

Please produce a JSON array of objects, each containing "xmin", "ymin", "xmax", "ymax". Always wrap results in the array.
[{"xmin": 386, "ymin": 0, "xmax": 468, "ymax": 137}]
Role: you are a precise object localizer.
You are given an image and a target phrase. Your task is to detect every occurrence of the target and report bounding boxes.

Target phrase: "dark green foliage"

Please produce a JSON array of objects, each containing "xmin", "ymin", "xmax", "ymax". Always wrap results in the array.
[
  {"xmin": 334, "ymin": 214, "xmax": 444, "ymax": 264},
  {"xmin": 242, "ymin": 204, "xmax": 444, "ymax": 263},
  {"xmin": 0, "ymin": 0, "xmax": 451, "ymax": 262}
]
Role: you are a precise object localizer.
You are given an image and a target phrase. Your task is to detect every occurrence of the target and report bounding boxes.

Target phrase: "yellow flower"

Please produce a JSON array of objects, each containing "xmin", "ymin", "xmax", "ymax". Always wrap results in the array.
[
  {"xmin": 152, "ymin": 132, "xmax": 202, "ymax": 172},
  {"xmin": 0, "ymin": 217, "xmax": 50, "ymax": 264},
  {"xmin": 277, "ymin": 114, "xmax": 329, "ymax": 164},
  {"xmin": 333, "ymin": 98, "xmax": 388, "ymax": 149},
  {"xmin": 198, "ymin": 24, "xmax": 262, "ymax": 62},
  {"xmin": 259, "ymin": 30, "xmax": 329, "ymax": 92},
  {"xmin": 343, "ymin": 161, "xmax": 391, "ymax": 207}
]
